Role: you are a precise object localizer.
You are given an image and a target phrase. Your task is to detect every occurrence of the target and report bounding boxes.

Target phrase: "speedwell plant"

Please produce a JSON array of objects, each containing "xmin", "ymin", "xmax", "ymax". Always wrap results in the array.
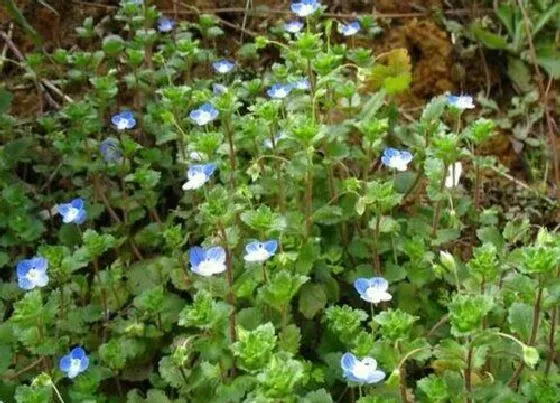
[{"xmin": 1, "ymin": 0, "xmax": 560, "ymax": 402}]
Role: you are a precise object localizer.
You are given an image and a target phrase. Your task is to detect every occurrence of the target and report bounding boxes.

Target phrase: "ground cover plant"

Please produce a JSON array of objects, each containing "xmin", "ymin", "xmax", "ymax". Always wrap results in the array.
[{"xmin": 1, "ymin": 0, "xmax": 560, "ymax": 402}]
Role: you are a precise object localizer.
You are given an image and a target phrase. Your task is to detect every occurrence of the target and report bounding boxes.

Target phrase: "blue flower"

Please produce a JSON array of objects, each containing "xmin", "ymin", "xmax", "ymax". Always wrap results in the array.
[
  {"xmin": 111, "ymin": 111, "xmax": 136, "ymax": 130},
  {"xmin": 212, "ymin": 59, "xmax": 235, "ymax": 74},
  {"xmin": 354, "ymin": 277, "xmax": 392, "ymax": 304},
  {"xmin": 381, "ymin": 147, "xmax": 413, "ymax": 171},
  {"xmin": 57, "ymin": 198, "xmax": 87, "ymax": 224},
  {"xmin": 189, "ymin": 246, "xmax": 227, "ymax": 276},
  {"xmin": 341, "ymin": 352, "xmax": 386, "ymax": 384},
  {"xmin": 446, "ymin": 95, "xmax": 475, "ymax": 110},
  {"xmin": 158, "ymin": 16, "xmax": 175, "ymax": 33},
  {"xmin": 291, "ymin": 0, "xmax": 320, "ymax": 17},
  {"xmin": 264, "ymin": 131, "xmax": 289, "ymax": 149},
  {"xmin": 339, "ymin": 21, "xmax": 361, "ymax": 36},
  {"xmin": 284, "ymin": 20, "xmax": 304, "ymax": 33},
  {"xmin": 60, "ymin": 347, "xmax": 89, "ymax": 379},
  {"xmin": 212, "ymin": 83, "xmax": 228, "ymax": 95},
  {"xmin": 244, "ymin": 240, "xmax": 278, "ymax": 262},
  {"xmin": 99, "ymin": 137, "xmax": 122, "ymax": 163},
  {"xmin": 189, "ymin": 103, "xmax": 219, "ymax": 126},
  {"xmin": 16, "ymin": 257, "xmax": 49, "ymax": 290},
  {"xmin": 267, "ymin": 83, "xmax": 293, "ymax": 99},
  {"xmin": 182, "ymin": 163, "xmax": 217, "ymax": 190},
  {"xmin": 294, "ymin": 78, "xmax": 310, "ymax": 90}
]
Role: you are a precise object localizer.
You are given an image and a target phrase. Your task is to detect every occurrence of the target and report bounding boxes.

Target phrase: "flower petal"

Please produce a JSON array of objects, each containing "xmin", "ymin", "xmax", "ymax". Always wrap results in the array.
[{"xmin": 189, "ymin": 247, "xmax": 205, "ymax": 268}]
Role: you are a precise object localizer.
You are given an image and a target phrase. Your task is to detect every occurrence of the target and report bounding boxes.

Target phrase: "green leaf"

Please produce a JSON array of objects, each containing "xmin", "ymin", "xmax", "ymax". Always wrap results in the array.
[
  {"xmin": 508, "ymin": 303, "xmax": 533, "ymax": 342},
  {"xmin": 298, "ymin": 284, "xmax": 327, "ymax": 319},
  {"xmin": 535, "ymin": 44, "xmax": 560, "ymax": 79},
  {"xmin": 471, "ymin": 22, "xmax": 508, "ymax": 50},
  {"xmin": 0, "ymin": 88, "xmax": 13, "ymax": 115},
  {"xmin": 312, "ymin": 205, "xmax": 343, "ymax": 225},
  {"xmin": 231, "ymin": 322, "xmax": 277, "ymax": 372},
  {"xmin": 522, "ymin": 345, "xmax": 539, "ymax": 369},
  {"xmin": 417, "ymin": 375, "xmax": 449, "ymax": 402},
  {"xmin": 278, "ymin": 324, "xmax": 301, "ymax": 354},
  {"xmin": 302, "ymin": 389, "xmax": 334, "ymax": 403},
  {"xmin": 102, "ymin": 34, "xmax": 125, "ymax": 56}
]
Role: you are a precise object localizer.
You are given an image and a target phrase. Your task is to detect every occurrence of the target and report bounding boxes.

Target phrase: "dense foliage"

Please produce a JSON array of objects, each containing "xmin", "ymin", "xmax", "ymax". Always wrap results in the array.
[{"xmin": 1, "ymin": 0, "xmax": 560, "ymax": 402}]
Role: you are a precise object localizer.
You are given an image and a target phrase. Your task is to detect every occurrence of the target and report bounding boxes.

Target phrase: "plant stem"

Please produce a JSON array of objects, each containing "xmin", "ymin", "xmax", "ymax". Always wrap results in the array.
[
  {"xmin": 546, "ymin": 306, "xmax": 557, "ymax": 375},
  {"xmin": 218, "ymin": 223, "xmax": 237, "ymax": 376},
  {"xmin": 305, "ymin": 151, "xmax": 314, "ymax": 238},
  {"xmin": 431, "ymin": 164, "xmax": 448, "ymax": 238},
  {"xmin": 224, "ymin": 114, "xmax": 237, "ymax": 187},
  {"xmin": 465, "ymin": 338, "xmax": 474, "ymax": 403},
  {"xmin": 508, "ymin": 283, "xmax": 543, "ymax": 388},
  {"xmin": 373, "ymin": 213, "xmax": 381, "ymax": 275},
  {"xmin": 473, "ymin": 146, "xmax": 481, "ymax": 212},
  {"xmin": 396, "ymin": 346, "xmax": 430, "ymax": 403}
]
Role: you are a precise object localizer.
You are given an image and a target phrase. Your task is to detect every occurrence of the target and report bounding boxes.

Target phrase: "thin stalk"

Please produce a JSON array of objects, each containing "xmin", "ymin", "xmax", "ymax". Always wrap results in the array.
[
  {"xmin": 218, "ymin": 223, "xmax": 237, "ymax": 376},
  {"xmin": 465, "ymin": 338, "xmax": 474, "ymax": 403},
  {"xmin": 94, "ymin": 258, "xmax": 109, "ymax": 343},
  {"xmin": 304, "ymin": 151, "xmax": 314, "ymax": 237},
  {"xmin": 397, "ymin": 346, "xmax": 431, "ymax": 403},
  {"xmin": 508, "ymin": 282, "xmax": 543, "ymax": 388},
  {"xmin": 372, "ymin": 213, "xmax": 381, "ymax": 275},
  {"xmin": 546, "ymin": 306, "xmax": 558, "ymax": 375},
  {"xmin": 473, "ymin": 146, "xmax": 482, "ymax": 212},
  {"xmin": 431, "ymin": 164, "xmax": 448, "ymax": 238},
  {"xmin": 224, "ymin": 114, "xmax": 237, "ymax": 187}
]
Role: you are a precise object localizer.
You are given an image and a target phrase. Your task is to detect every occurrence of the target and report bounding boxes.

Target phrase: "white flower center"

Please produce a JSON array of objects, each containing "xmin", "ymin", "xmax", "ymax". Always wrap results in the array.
[
  {"xmin": 353, "ymin": 361, "xmax": 374, "ymax": 380},
  {"xmin": 184, "ymin": 172, "xmax": 207, "ymax": 190},
  {"xmin": 365, "ymin": 287, "xmax": 382, "ymax": 303},
  {"xmin": 197, "ymin": 259, "xmax": 225, "ymax": 276},
  {"xmin": 66, "ymin": 208, "xmax": 80, "ymax": 222},
  {"xmin": 68, "ymin": 359, "xmax": 82, "ymax": 378},
  {"xmin": 198, "ymin": 111, "xmax": 212, "ymax": 124},
  {"xmin": 300, "ymin": 5, "xmax": 315, "ymax": 15},
  {"xmin": 390, "ymin": 156, "xmax": 408, "ymax": 171},
  {"xmin": 116, "ymin": 118, "xmax": 128, "ymax": 130},
  {"xmin": 26, "ymin": 268, "xmax": 40, "ymax": 283},
  {"xmin": 246, "ymin": 247, "xmax": 270, "ymax": 262},
  {"xmin": 275, "ymin": 88, "xmax": 288, "ymax": 98}
]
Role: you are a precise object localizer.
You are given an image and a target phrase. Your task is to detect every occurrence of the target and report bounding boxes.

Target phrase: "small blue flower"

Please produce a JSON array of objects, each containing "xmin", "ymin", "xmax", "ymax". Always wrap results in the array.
[
  {"xmin": 16, "ymin": 257, "xmax": 49, "ymax": 290},
  {"xmin": 182, "ymin": 163, "xmax": 217, "ymax": 191},
  {"xmin": 244, "ymin": 240, "xmax": 278, "ymax": 263},
  {"xmin": 158, "ymin": 16, "xmax": 175, "ymax": 33},
  {"xmin": 212, "ymin": 83, "xmax": 228, "ymax": 95},
  {"xmin": 339, "ymin": 21, "xmax": 361, "ymax": 36},
  {"xmin": 381, "ymin": 147, "xmax": 413, "ymax": 171},
  {"xmin": 284, "ymin": 20, "xmax": 304, "ymax": 33},
  {"xmin": 60, "ymin": 347, "xmax": 89, "ymax": 379},
  {"xmin": 57, "ymin": 198, "xmax": 87, "ymax": 224},
  {"xmin": 212, "ymin": 59, "xmax": 235, "ymax": 74},
  {"xmin": 190, "ymin": 246, "xmax": 227, "ymax": 276},
  {"xmin": 446, "ymin": 95, "xmax": 475, "ymax": 110},
  {"xmin": 354, "ymin": 277, "xmax": 392, "ymax": 304},
  {"xmin": 189, "ymin": 103, "xmax": 219, "ymax": 126},
  {"xmin": 111, "ymin": 111, "xmax": 136, "ymax": 130},
  {"xmin": 264, "ymin": 131, "xmax": 289, "ymax": 149},
  {"xmin": 99, "ymin": 137, "xmax": 122, "ymax": 163},
  {"xmin": 267, "ymin": 83, "xmax": 293, "ymax": 99},
  {"xmin": 341, "ymin": 352, "xmax": 386, "ymax": 384},
  {"xmin": 291, "ymin": 0, "xmax": 320, "ymax": 17}
]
